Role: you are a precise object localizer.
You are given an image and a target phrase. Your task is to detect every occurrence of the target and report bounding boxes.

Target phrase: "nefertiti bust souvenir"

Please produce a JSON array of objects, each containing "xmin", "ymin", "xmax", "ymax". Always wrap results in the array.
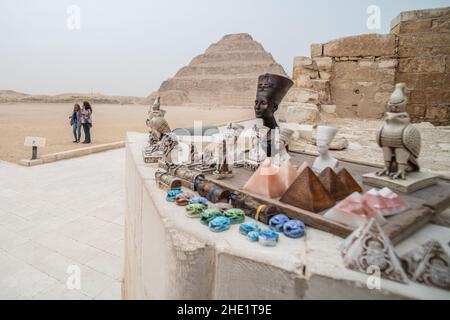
[{"xmin": 254, "ymin": 73, "xmax": 293, "ymax": 157}]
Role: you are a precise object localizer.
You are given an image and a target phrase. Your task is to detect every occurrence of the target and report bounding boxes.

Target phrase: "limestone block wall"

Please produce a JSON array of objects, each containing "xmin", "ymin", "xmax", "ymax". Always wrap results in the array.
[
  {"xmin": 392, "ymin": 7, "xmax": 450, "ymax": 125},
  {"xmin": 283, "ymin": 7, "xmax": 450, "ymax": 125}
]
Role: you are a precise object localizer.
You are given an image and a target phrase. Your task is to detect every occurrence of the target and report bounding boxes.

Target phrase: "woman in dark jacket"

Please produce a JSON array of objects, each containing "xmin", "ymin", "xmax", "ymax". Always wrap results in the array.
[
  {"xmin": 69, "ymin": 103, "xmax": 82, "ymax": 143},
  {"xmin": 81, "ymin": 101, "xmax": 93, "ymax": 144}
]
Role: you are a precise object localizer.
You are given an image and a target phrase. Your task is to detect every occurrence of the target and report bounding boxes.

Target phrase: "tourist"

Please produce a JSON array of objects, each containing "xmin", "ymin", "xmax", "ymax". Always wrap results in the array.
[
  {"xmin": 69, "ymin": 103, "xmax": 82, "ymax": 143},
  {"xmin": 81, "ymin": 101, "xmax": 93, "ymax": 144}
]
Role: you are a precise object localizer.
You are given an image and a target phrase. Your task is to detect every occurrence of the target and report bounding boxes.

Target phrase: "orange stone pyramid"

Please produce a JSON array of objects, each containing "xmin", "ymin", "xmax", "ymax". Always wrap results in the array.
[
  {"xmin": 337, "ymin": 168, "xmax": 363, "ymax": 194},
  {"xmin": 243, "ymin": 159, "xmax": 286, "ymax": 199},
  {"xmin": 318, "ymin": 167, "xmax": 350, "ymax": 201},
  {"xmin": 280, "ymin": 165, "xmax": 335, "ymax": 213},
  {"xmin": 278, "ymin": 159, "xmax": 298, "ymax": 190}
]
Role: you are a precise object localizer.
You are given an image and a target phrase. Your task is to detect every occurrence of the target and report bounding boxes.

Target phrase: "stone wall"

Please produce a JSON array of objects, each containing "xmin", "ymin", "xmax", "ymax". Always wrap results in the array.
[
  {"xmin": 392, "ymin": 7, "xmax": 450, "ymax": 125},
  {"xmin": 281, "ymin": 7, "xmax": 450, "ymax": 126}
]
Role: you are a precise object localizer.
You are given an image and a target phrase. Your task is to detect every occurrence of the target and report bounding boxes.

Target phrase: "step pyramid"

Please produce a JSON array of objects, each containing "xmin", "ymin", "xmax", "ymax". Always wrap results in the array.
[
  {"xmin": 280, "ymin": 165, "xmax": 335, "ymax": 213},
  {"xmin": 318, "ymin": 167, "xmax": 350, "ymax": 201},
  {"xmin": 401, "ymin": 240, "xmax": 450, "ymax": 290},
  {"xmin": 337, "ymin": 168, "xmax": 362, "ymax": 194},
  {"xmin": 243, "ymin": 159, "xmax": 286, "ymax": 199},
  {"xmin": 341, "ymin": 218, "xmax": 408, "ymax": 283}
]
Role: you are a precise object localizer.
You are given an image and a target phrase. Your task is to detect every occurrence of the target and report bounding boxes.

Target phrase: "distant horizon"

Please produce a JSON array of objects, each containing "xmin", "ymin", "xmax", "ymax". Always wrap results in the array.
[{"xmin": 1, "ymin": 0, "xmax": 449, "ymax": 97}]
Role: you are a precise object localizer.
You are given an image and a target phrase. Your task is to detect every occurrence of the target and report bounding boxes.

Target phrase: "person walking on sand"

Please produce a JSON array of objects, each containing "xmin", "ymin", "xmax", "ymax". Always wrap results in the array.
[
  {"xmin": 69, "ymin": 103, "xmax": 82, "ymax": 143},
  {"xmin": 81, "ymin": 101, "xmax": 93, "ymax": 144}
]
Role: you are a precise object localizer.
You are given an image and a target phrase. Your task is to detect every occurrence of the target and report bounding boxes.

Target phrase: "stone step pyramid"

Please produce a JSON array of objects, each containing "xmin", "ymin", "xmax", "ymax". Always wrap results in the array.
[
  {"xmin": 341, "ymin": 218, "xmax": 408, "ymax": 283},
  {"xmin": 401, "ymin": 240, "xmax": 450, "ymax": 290},
  {"xmin": 318, "ymin": 167, "xmax": 350, "ymax": 201},
  {"xmin": 280, "ymin": 166, "xmax": 335, "ymax": 213},
  {"xmin": 151, "ymin": 33, "xmax": 287, "ymax": 106},
  {"xmin": 337, "ymin": 168, "xmax": 363, "ymax": 194}
]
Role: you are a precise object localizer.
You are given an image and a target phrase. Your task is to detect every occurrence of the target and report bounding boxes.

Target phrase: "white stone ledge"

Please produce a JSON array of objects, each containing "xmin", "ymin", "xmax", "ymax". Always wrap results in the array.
[{"xmin": 123, "ymin": 131, "xmax": 450, "ymax": 299}]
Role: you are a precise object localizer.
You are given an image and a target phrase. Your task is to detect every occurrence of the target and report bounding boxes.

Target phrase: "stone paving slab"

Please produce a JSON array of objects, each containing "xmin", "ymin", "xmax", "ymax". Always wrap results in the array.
[{"xmin": 0, "ymin": 149, "xmax": 125, "ymax": 300}]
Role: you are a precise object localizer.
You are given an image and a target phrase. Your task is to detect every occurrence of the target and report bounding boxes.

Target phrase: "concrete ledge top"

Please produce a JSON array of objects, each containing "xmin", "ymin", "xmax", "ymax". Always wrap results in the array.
[{"xmin": 127, "ymin": 132, "xmax": 450, "ymax": 299}]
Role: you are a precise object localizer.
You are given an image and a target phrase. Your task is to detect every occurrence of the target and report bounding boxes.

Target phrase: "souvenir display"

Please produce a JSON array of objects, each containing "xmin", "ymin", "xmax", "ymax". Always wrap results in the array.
[
  {"xmin": 318, "ymin": 167, "xmax": 350, "ymax": 201},
  {"xmin": 341, "ymin": 218, "xmax": 407, "ymax": 283},
  {"xmin": 185, "ymin": 204, "xmax": 207, "ymax": 218},
  {"xmin": 155, "ymin": 170, "xmax": 182, "ymax": 191},
  {"xmin": 269, "ymin": 214, "xmax": 290, "ymax": 233},
  {"xmin": 223, "ymin": 209, "xmax": 245, "ymax": 224},
  {"xmin": 175, "ymin": 193, "xmax": 194, "ymax": 206},
  {"xmin": 363, "ymin": 188, "xmax": 408, "ymax": 216},
  {"xmin": 259, "ymin": 229, "xmax": 280, "ymax": 247},
  {"xmin": 189, "ymin": 196, "xmax": 208, "ymax": 206},
  {"xmin": 278, "ymin": 159, "xmax": 298, "ymax": 191},
  {"xmin": 400, "ymin": 240, "xmax": 450, "ymax": 290},
  {"xmin": 283, "ymin": 220, "xmax": 305, "ymax": 239},
  {"xmin": 239, "ymin": 222, "xmax": 262, "ymax": 236},
  {"xmin": 363, "ymin": 83, "xmax": 438, "ymax": 192},
  {"xmin": 208, "ymin": 216, "xmax": 231, "ymax": 233},
  {"xmin": 324, "ymin": 192, "xmax": 387, "ymax": 228},
  {"xmin": 166, "ymin": 188, "xmax": 183, "ymax": 202},
  {"xmin": 280, "ymin": 165, "xmax": 335, "ymax": 213},
  {"xmin": 337, "ymin": 168, "xmax": 363, "ymax": 194},
  {"xmin": 200, "ymin": 208, "xmax": 222, "ymax": 226},
  {"xmin": 243, "ymin": 159, "xmax": 286, "ymax": 199},
  {"xmin": 312, "ymin": 126, "xmax": 339, "ymax": 173},
  {"xmin": 254, "ymin": 73, "xmax": 293, "ymax": 157}
]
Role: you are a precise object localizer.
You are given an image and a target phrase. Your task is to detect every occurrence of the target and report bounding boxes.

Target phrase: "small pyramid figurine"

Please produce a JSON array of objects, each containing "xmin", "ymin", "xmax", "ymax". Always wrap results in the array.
[
  {"xmin": 243, "ymin": 158, "xmax": 286, "ymax": 199},
  {"xmin": 337, "ymin": 168, "xmax": 363, "ymax": 194},
  {"xmin": 313, "ymin": 126, "xmax": 339, "ymax": 173},
  {"xmin": 400, "ymin": 240, "xmax": 450, "ymax": 290},
  {"xmin": 318, "ymin": 167, "xmax": 350, "ymax": 201},
  {"xmin": 341, "ymin": 218, "xmax": 408, "ymax": 283},
  {"xmin": 280, "ymin": 165, "xmax": 335, "ymax": 213}
]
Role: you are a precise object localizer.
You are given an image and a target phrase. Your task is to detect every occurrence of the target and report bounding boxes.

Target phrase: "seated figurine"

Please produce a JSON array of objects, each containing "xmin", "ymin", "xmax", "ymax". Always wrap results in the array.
[{"xmin": 312, "ymin": 126, "xmax": 339, "ymax": 173}]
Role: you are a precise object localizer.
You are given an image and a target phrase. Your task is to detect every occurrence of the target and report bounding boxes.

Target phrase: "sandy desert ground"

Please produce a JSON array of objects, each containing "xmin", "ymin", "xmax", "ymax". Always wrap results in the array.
[{"xmin": 0, "ymin": 103, "xmax": 254, "ymax": 163}]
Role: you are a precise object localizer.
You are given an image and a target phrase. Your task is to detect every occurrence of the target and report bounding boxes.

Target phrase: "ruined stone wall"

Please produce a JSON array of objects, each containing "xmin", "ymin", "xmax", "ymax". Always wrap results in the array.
[
  {"xmin": 392, "ymin": 7, "xmax": 450, "ymax": 125},
  {"xmin": 282, "ymin": 7, "xmax": 450, "ymax": 126}
]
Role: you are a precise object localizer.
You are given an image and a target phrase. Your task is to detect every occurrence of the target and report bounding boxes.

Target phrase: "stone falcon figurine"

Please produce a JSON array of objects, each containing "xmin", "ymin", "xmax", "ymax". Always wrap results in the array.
[{"xmin": 376, "ymin": 83, "xmax": 421, "ymax": 180}]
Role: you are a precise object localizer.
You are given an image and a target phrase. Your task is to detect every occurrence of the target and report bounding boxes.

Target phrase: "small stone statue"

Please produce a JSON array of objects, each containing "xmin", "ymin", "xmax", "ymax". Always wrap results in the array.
[
  {"xmin": 254, "ymin": 73, "xmax": 293, "ymax": 157},
  {"xmin": 376, "ymin": 83, "xmax": 421, "ymax": 180},
  {"xmin": 213, "ymin": 139, "xmax": 232, "ymax": 179},
  {"xmin": 224, "ymin": 122, "xmax": 245, "ymax": 167},
  {"xmin": 143, "ymin": 96, "xmax": 175, "ymax": 163},
  {"xmin": 312, "ymin": 126, "xmax": 339, "ymax": 173}
]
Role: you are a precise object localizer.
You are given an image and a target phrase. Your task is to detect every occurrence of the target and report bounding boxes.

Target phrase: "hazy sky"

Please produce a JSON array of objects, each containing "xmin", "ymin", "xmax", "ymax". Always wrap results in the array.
[{"xmin": 0, "ymin": 0, "xmax": 448, "ymax": 97}]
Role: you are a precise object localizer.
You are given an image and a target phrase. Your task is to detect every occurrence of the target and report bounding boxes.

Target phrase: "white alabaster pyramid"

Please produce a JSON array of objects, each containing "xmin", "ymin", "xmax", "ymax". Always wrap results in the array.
[{"xmin": 341, "ymin": 218, "xmax": 408, "ymax": 283}]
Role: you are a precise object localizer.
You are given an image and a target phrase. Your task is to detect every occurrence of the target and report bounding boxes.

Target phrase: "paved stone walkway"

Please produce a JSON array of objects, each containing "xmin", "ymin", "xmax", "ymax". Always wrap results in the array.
[{"xmin": 0, "ymin": 149, "xmax": 124, "ymax": 299}]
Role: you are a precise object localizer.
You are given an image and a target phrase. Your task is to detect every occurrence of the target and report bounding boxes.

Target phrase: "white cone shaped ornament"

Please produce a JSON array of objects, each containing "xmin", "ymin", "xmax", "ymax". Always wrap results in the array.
[
  {"xmin": 341, "ymin": 218, "xmax": 408, "ymax": 283},
  {"xmin": 400, "ymin": 240, "xmax": 450, "ymax": 290}
]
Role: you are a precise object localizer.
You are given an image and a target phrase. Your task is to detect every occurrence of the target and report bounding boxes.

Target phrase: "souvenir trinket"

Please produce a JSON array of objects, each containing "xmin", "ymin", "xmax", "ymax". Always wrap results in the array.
[
  {"xmin": 269, "ymin": 214, "xmax": 289, "ymax": 233},
  {"xmin": 233, "ymin": 195, "xmax": 278, "ymax": 224},
  {"xmin": 281, "ymin": 165, "xmax": 335, "ymax": 213},
  {"xmin": 208, "ymin": 216, "xmax": 231, "ymax": 233},
  {"xmin": 259, "ymin": 229, "xmax": 279, "ymax": 247},
  {"xmin": 213, "ymin": 139, "xmax": 233, "ymax": 179},
  {"xmin": 189, "ymin": 196, "xmax": 208, "ymax": 206},
  {"xmin": 197, "ymin": 181, "xmax": 231, "ymax": 203},
  {"xmin": 247, "ymin": 231, "xmax": 260, "ymax": 242},
  {"xmin": 155, "ymin": 170, "xmax": 182, "ymax": 191},
  {"xmin": 239, "ymin": 222, "xmax": 262, "ymax": 236},
  {"xmin": 185, "ymin": 204, "xmax": 207, "ymax": 218},
  {"xmin": 364, "ymin": 188, "xmax": 408, "ymax": 216},
  {"xmin": 175, "ymin": 193, "xmax": 193, "ymax": 206},
  {"xmin": 200, "ymin": 208, "xmax": 222, "ymax": 225},
  {"xmin": 243, "ymin": 159, "xmax": 286, "ymax": 199},
  {"xmin": 223, "ymin": 209, "xmax": 245, "ymax": 224},
  {"xmin": 341, "ymin": 218, "xmax": 407, "ymax": 283},
  {"xmin": 318, "ymin": 167, "xmax": 350, "ymax": 201},
  {"xmin": 166, "ymin": 188, "xmax": 183, "ymax": 202},
  {"xmin": 283, "ymin": 220, "xmax": 305, "ymax": 239},
  {"xmin": 312, "ymin": 126, "xmax": 339, "ymax": 173},
  {"xmin": 337, "ymin": 168, "xmax": 362, "ymax": 194},
  {"xmin": 400, "ymin": 240, "xmax": 450, "ymax": 290}
]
